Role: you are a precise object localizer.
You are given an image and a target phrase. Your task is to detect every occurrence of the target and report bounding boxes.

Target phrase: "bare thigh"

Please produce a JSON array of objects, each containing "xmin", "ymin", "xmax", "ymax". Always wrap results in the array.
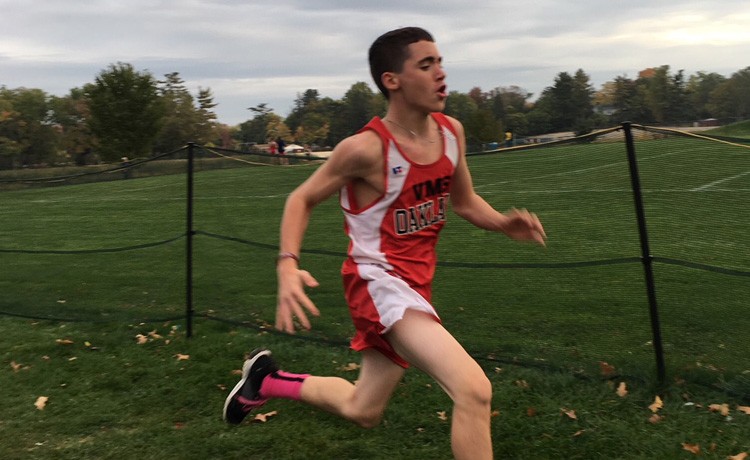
[
  {"xmin": 350, "ymin": 348, "xmax": 406, "ymax": 415},
  {"xmin": 386, "ymin": 309, "xmax": 485, "ymax": 400}
]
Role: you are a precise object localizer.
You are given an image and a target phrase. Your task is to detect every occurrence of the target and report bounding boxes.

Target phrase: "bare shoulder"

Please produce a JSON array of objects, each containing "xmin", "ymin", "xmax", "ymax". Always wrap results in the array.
[
  {"xmin": 326, "ymin": 129, "xmax": 383, "ymax": 176},
  {"xmin": 441, "ymin": 114, "xmax": 465, "ymax": 136}
]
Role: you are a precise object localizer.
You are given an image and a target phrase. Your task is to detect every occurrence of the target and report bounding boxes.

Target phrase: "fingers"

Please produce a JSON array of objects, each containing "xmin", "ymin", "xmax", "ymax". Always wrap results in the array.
[
  {"xmin": 275, "ymin": 269, "xmax": 320, "ymax": 334},
  {"xmin": 529, "ymin": 212, "xmax": 547, "ymax": 245},
  {"xmin": 298, "ymin": 270, "xmax": 321, "ymax": 318},
  {"xmin": 300, "ymin": 270, "xmax": 321, "ymax": 289},
  {"xmin": 507, "ymin": 207, "xmax": 547, "ymax": 246}
]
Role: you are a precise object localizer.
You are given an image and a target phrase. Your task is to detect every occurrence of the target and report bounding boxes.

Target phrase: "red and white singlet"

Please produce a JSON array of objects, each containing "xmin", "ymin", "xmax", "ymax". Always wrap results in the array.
[{"xmin": 340, "ymin": 113, "xmax": 460, "ymax": 366}]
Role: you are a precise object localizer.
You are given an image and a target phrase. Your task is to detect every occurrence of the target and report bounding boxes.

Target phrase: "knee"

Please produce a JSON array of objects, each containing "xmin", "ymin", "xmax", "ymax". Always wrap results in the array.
[
  {"xmin": 347, "ymin": 408, "xmax": 383, "ymax": 429},
  {"xmin": 350, "ymin": 412, "xmax": 383, "ymax": 429},
  {"xmin": 455, "ymin": 371, "xmax": 492, "ymax": 410},
  {"xmin": 355, "ymin": 413, "xmax": 383, "ymax": 429}
]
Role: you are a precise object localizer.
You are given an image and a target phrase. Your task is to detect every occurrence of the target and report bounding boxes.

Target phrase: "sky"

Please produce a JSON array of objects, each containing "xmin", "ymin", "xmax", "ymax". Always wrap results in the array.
[{"xmin": 2, "ymin": 0, "xmax": 749, "ymax": 126}]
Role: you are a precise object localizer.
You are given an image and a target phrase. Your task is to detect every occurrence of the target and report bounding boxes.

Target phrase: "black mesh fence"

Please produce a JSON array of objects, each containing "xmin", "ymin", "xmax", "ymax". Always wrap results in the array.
[{"xmin": 1, "ymin": 126, "xmax": 748, "ymax": 398}]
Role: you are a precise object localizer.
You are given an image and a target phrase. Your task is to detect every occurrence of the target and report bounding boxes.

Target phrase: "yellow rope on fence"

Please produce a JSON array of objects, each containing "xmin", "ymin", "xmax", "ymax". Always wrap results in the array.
[
  {"xmin": 202, "ymin": 147, "xmax": 319, "ymax": 167},
  {"xmin": 636, "ymin": 124, "xmax": 750, "ymax": 150}
]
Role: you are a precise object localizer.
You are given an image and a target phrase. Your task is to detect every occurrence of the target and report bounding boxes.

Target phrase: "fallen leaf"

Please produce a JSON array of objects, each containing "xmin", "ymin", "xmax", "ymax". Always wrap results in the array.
[
  {"xmin": 515, "ymin": 380, "xmax": 529, "ymax": 389},
  {"xmin": 572, "ymin": 429, "xmax": 586, "ymax": 437},
  {"xmin": 175, "ymin": 354, "xmax": 190, "ymax": 361},
  {"xmin": 491, "ymin": 410, "xmax": 500, "ymax": 417},
  {"xmin": 649, "ymin": 396, "xmax": 663, "ymax": 413},
  {"xmin": 437, "ymin": 411, "xmax": 448, "ymax": 421},
  {"xmin": 648, "ymin": 414, "xmax": 663, "ymax": 424},
  {"xmin": 561, "ymin": 408, "xmax": 577, "ymax": 420},
  {"xmin": 526, "ymin": 407, "xmax": 537, "ymax": 417},
  {"xmin": 737, "ymin": 406, "xmax": 750, "ymax": 415},
  {"xmin": 708, "ymin": 403, "xmax": 730, "ymax": 416},
  {"xmin": 230, "ymin": 369, "xmax": 243, "ymax": 376},
  {"xmin": 148, "ymin": 330, "xmax": 163, "ymax": 339},
  {"xmin": 10, "ymin": 361, "xmax": 22, "ymax": 372},
  {"xmin": 173, "ymin": 422, "xmax": 186, "ymax": 429},
  {"xmin": 55, "ymin": 339, "xmax": 74, "ymax": 345},
  {"xmin": 599, "ymin": 361, "xmax": 616, "ymax": 377},
  {"xmin": 253, "ymin": 410, "xmax": 278, "ymax": 423},
  {"xmin": 339, "ymin": 362, "xmax": 360, "ymax": 371},
  {"xmin": 135, "ymin": 334, "xmax": 148, "ymax": 345},
  {"xmin": 682, "ymin": 443, "xmax": 700, "ymax": 455},
  {"xmin": 728, "ymin": 452, "xmax": 748, "ymax": 460},
  {"xmin": 616, "ymin": 382, "xmax": 628, "ymax": 397},
  {"xmin": 35, "ymin": 396, "xmax": 49, "ymax": 410}
]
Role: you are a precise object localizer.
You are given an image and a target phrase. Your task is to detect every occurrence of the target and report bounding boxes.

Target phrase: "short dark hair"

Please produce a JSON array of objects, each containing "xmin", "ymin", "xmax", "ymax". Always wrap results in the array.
[{"xmin": 368, "ymin": 27, "xmax": 434, "ymax": 99}]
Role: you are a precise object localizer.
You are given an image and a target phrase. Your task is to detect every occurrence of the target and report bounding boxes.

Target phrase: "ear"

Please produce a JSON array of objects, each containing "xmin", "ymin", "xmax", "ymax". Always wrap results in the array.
[{"xmin": 381, "ymin": 71, "xmax": 400, "ymax": 92}]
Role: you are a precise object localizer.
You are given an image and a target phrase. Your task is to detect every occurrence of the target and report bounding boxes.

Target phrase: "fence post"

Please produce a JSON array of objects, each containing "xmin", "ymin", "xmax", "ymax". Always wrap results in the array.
[
  {"xmin": 186, "ymin": 143, "xmax": 195, "ymax": 338},
  {"xmin": 621, "ymin": 122, "xmax": 666, "ymax": 386}
]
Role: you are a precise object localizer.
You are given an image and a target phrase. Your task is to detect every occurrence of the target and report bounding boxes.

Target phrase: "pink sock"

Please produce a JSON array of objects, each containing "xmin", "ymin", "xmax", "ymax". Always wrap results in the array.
[{"xmin": 259, "ymin": 371, "xmax": 310, "ymax": 401}]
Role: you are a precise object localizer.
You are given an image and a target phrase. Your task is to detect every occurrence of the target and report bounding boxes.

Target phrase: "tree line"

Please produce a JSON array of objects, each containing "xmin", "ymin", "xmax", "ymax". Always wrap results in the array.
[{"xmin": 2, "ymin": 63, "xmax": 749, "ymax": 168}]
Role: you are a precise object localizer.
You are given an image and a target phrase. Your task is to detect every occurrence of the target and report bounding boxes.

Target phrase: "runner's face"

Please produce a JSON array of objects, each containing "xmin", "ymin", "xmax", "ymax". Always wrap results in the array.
[{"xmin": 397, "ymin": 40, "xmax": 448, "ymax": 112}]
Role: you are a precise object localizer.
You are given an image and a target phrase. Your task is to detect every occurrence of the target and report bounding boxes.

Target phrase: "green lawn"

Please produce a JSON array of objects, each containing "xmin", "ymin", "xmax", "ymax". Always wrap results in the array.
[{"xmin": 1, "ymin": 131, "xmax": 749, "ymax": 458}]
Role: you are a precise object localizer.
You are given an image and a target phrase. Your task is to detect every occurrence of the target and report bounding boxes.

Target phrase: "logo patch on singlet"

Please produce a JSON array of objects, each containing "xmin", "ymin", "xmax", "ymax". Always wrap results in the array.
[{"xmin": 391, "ymin": 165, "xmax": 404, "ymax": 175}]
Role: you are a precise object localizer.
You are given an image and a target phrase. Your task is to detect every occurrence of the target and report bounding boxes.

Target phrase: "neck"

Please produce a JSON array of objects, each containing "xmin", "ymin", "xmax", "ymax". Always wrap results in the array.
[
  {"xmin": 383, "ymin": 114, "xmax": 441, "ymax": 145},
  {"xmin": 383, "ymin": 111, "xmax": 433, "ymax": 135}
]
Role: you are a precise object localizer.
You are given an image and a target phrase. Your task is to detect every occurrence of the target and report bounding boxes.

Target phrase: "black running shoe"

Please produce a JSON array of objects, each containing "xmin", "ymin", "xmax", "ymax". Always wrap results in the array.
[{"xmin": 223, "ymin": 348, "xmax": 278, "ymax": 424}]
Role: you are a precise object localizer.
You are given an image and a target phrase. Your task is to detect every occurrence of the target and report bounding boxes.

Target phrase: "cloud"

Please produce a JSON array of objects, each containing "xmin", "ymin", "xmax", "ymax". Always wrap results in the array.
[{"xmin": 1, "ymin": 0, "xmax": 749, "ymax": 124}]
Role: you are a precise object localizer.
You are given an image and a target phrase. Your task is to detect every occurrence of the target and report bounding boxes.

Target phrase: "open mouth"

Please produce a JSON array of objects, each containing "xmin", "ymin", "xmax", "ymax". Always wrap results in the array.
[{"xmin": 437, "ymin": 84, "xmax": 447, "ymax": 98}]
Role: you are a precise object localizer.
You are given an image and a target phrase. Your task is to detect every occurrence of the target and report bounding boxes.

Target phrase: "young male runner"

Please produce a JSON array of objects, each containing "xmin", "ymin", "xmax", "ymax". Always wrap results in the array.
[{"xmin": 224, "ymin": 27, "xmax": 546, "ymax": 460}]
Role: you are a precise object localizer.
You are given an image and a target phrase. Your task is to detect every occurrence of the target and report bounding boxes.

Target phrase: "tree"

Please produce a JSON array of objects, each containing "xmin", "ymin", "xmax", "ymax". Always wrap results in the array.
[
  {"xmin": 154, "ymin": 72, "xmax": 217, "ymax": 152},
  {"xmin": 195, "ymin": 87, "xmax": 218, "ymax": 144},
  {"xmin": 237, "ymin": 103, "xmax": 275, "ymax": 146},
  {"xmin": 644, "ymin": 66, "xmax": 668, "ymax": 123},
  {"xmin": 293, "ymin": 113, "xmax": 329, "ymax": 146},
  {"xmin": 608, "ymin": 75, "xmax": 651, "ymax": 124},
  {"xmin": 444, "ymin": 91, "xmax": 478, "ymax": 124},
  {"xmin": 530, "ymin": 70, "xmax": 595, "ymax": 134},
  {"xmin": 0, "ymin": 93, "xmax": 25, "ymax": 169},
  {"xmin": 464, "ymin": 108, "xmax": 498, "ymax": 150},
  {"xmin": 340, "ymin": 82, "xmax": 381, "ymax": 136},
  {"xmin": 48, "ymin": 88, "xmax": 96, "ymax": 165},
  {"xmin": 85, "ymin": 62, "xmax": 164, "ymax": 161},
  {"xmin": 571, "ymin": 69, "xmax": 595, "ymax": 133},
  {"xmin": 687, "ymin": 72, "xmax": 727, "ymax": 119},
  {"xmin": 708, "ymin": 67, "xmax": 750, "ymax": 120},
  {"xmin": 525, "ymin": 104, "xmax": 554, "ymax": 135},
  {"xmin": 285, "ymin": 89, "xmax": 321, "ymax": 135},
  {"xmin": 0, "ymin": 87, "xmax": 58, "ymax": 168},
  {"xmin": 317, "ymin": 97, "xmax": 347, "ymax": 147},
  {"xmin": 266, "ymin": 113, "xmax": 291, "ymax": 142}
]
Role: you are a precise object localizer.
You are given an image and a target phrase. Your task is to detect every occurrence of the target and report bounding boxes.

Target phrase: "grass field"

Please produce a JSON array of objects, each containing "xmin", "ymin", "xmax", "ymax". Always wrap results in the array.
[
  {"xmin": 1, "ymin": 129, "xmax": 749, "ymax": 458},
  {"xmin": 705, "ymin": 120, "xmax": 750, "ymax": 139}
]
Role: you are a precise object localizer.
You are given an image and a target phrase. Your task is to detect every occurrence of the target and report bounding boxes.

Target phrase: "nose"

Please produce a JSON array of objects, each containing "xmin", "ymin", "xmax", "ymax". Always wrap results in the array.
[{"xmin": 435, "ymin": 64, "xmax": 446, "ymax": 81}]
